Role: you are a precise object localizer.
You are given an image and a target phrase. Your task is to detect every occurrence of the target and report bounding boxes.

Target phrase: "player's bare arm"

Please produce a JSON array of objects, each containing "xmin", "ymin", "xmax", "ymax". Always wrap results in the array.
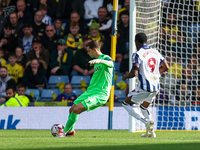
[
  {"xmin": 159, "ymin": 60, "xmax": 169, "ymax": 74},
  {"xmin": 122, "ymin": 65, "xmax": 139, "ymax": 81}
]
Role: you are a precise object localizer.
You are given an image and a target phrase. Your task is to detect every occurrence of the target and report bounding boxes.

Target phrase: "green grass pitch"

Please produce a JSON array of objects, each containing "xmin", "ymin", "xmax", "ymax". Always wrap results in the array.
[{"xmin": 0, "ymin": 130, "xmax": 200, "ymax": 150}]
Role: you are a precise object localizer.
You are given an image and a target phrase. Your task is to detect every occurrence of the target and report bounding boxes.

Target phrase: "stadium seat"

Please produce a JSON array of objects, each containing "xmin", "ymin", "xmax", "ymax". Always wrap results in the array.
[
  {"xmin": 115, "ymin": 76, "xmax": 126, "ymax": 89},
  {"xmin": 48, "ymin": 75, "xmax": 69, "ymax": 88},
  {"xmin": 114, "ymin": 90, "xmax": 126, "ymax": 102},
  {"xmin": 40, "ymin": 89, "xmax": 61, "ymax": 101},
  {"xmin": 188, "ymin": 23, "xmax": 200, "ymax": 42},
  {"xmin": 72, "ymin": 89, "xmax": 84, "ymax": 96},
  {"xmin": 25, "ymin": 89, "xmax": 40, "ymax": 102},
  {"xmin": 178, "ymin": 23, "xmax": 187, "ymax": 32},
  {"xmin": 71, "ymin": 76, "xmax": 91, "ymax": 88},
  {"xmin": 115, "ymin": 62, "xmax": 121, "ymax": 75},
  {"xmin": 116, "ymin": 76, "xmax": 123, "ymax": 84}
]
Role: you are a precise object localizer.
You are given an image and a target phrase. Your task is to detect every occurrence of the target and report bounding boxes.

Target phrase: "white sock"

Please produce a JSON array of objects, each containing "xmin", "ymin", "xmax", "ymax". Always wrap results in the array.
[
  {"xmin": 122, "ymin": 101, "xmax": 148, "ymax": 124},
  {"xmin": 140, "ymin": 104, "xmax": 152, "ymax": 120}
]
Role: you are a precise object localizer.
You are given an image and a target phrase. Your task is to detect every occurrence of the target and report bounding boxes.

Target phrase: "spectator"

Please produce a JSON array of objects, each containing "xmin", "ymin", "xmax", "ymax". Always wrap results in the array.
[
  {"xmin": 160, "ymin": 14, "xmax": 179, "ymax": 52},
  {"xmin": 32, "ymin": 10, "xmax": 47, "ymax": 37},
  {"xmin": 191, "ymin": 85, "xmax": 200, "ymax": 105},
  {"xmin": 87, "ymin": 6, "xmax": 112, "ymax": 38},
  {"xmin": 54, "ymin": 83, "xmax": 78, "ymax": 106},
  {"xmin": 39, "ymin": 4, "xmax": 51, "ymax": 25},
  {"xmin": 117, "ymin": 0, "xmax": 129, "ymax": 22},
  {"xmin": 84, "ymin": 0, "xmax": 103, "ymax": 22},
  {"xmin": 15, "ymin": 46, "xmax": 27, "ymax": 72},
  {"xmin": 24, "ymin": 0, "xmax": 35, "ymax": 14},
  {"xmin": 16, "ymin": 0, "xmax": 33, "ymax": 24},
  {"xmin": 41, "ymin": 25, "xmax": 60, "ymax": 53},
  {"xmin": 0, "ymin": 6, "xmax": 7, "ymax": 34},
  {"xmin": 194, "ymin": 37, "xmax": 200, "ymax": 64},
  {"xmin": 159, "ymin": 52, "xmax": 178, "ymax": 95},
  {"xmin": 172, "ymin": 31, "xmax": 192, "ymax": 64},
  {"xmin": 190, "ymin": 55, "xmax": 200, "ymax": 76},
  {"xmin": 16, "ymin": 82, "xmax": 33, "ymax": 102},
  {"xmin": 154, "ymin": 90, "xmax": 169, "ymax": 105},
  {"xmin": 160, "ymin": 70, "xmax": 176, "ymax": 95},
  {"xmin": 56, "ymin": 0, "xmax": 84, "ymax": 21},
  {"xmin": 85, "ymin": 20, "xmax": 105, "ymax": 47},
  {"xmin": 117, "ymin": 10, "xmax": 129, "ymax": 62},
  {"xmin": 189, "ymin": 55, "xmax": 200, "ymax": 88},
  {"xmin": 103, "ymin": 0, "xmax": 124, "ymax": 17},
  {"xmin": 22, "ymin": 23, "xmax": 34, "ymax": 54},
  {"xmin": 0, "ymin": 48, "xmax": 6, "ymax": 66},
  {"xmin": 33, "ymin": 0, "xmax": 57, "ymax": 19},
  {"xmin": 64, "ymin": 11, "xmax": 88, "ymax": 36},
  {"xmin": 23, "ymin": 58, "xmax": 46, "ymax": 92},
  {"xmin": 101, "ymin": 35, "xmax": 126, "ymax": 62},
  {"xmin": 166, "ymin": 52, "xmax": 183, "ymax": 80},
  {"xmin": 1, "ymin": 0, "xmax": 16, "ymax": 18},
  {"xmin": 71, "ymin": 38, "xmax": 94, "ymax": 77},
  {"xmin": 9, "ymin": 12, "xmax": 23, "ymax": 38},
  {"xmin": 0, "ymin": 86, "xmax": 30, "ymax": 107},
  {"xmin": 170, "ymin": 80, "xmax": 191, "ymax": 106},
  {"xmin": 71, "ymin": 0, "xmax": 85, "ymax": 19},
  {"xmin": 177, "ymin": 66, "xmax": 197, "ymax": 91},
  {"xmin": 50, "ymin": 38, "xmax": 73, "ymax": 76},
  {"xmin": 6, "ymin": 53, "xmax": 23, "ymax": 83},
  {"xmin": 168, "ymin": 0, "xmax": 194, "ymax": 22},
  {"xmin": 64, "ymin": 22, "xmax": 83, "ymax": 54},
  {"xmin": 119, "ymin": 50, "xmax": 129, "ymax": 74},
  {"xmin": 118, "ymin": 10, "xmax": 129, "ymax": 45},
  {"xmin": 0, "ymin": 66, "xmax": 16, "ymax": 104},
  {"xmin": 54, "ymin": 18, "xmax": 64, "ymax": 37},
  {"xmin": 26, "ymin": 36, "xmax": 50, "ymax": 68},
  {"xmin": 161, "ymin": 0, "xmax": 170, "ymax": 13},
  {"xmin": 0, "ymin": 23, "xmax": 22, "ymax": 58}
]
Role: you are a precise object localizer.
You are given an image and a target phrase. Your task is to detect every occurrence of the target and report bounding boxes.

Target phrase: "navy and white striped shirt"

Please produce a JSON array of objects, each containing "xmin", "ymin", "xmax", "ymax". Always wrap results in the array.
[{"xmin": 132, "ymin": 45, "xmax": 165, "ymax": 92}]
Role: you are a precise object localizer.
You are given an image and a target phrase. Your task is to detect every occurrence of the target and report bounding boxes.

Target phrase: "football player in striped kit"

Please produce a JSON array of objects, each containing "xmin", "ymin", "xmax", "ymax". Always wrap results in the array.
[{"xmin": 122, "ymin": 33, "xmax": 169, "ymax": 137}]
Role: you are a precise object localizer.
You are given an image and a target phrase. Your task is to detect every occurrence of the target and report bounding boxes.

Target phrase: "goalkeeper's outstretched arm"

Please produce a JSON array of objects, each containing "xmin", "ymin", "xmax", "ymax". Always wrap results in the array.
[
  {"xmin": 101, "ymin": 60, "xmax": 114, "ymax": 68},
  {"xmin": 89, "ymin": 59, "xmax": 114, "ymax": 68}
]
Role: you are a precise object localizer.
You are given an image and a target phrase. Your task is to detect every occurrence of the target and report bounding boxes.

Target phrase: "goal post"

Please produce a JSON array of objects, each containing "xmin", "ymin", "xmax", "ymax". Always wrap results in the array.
[
  {"xmin": 129, "ymin": 0, "xmax": 136, "ymax": 133},
  {"xmin": 129, "ymin": 0, "xmax": 200, "ymax": 132},
  {"xmin": 129, "ymin": 0, "xmax": 161, "ymax": 132}
]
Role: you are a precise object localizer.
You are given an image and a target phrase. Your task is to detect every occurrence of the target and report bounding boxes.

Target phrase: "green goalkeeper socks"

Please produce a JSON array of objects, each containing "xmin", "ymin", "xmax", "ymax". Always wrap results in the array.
[
  {"xmin": 64, "ymin": 112, "xmax": 79, "ymax": 133},
  {"xmin": 67, "ymin": 113, "xmax": 74, "ymax": 132}
]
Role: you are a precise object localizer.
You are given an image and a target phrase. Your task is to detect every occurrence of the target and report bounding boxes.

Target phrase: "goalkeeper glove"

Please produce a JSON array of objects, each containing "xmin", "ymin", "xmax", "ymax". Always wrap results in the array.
[{"xmin": 88, "ymin": 59, "xmax": 103, "ymax": 66}]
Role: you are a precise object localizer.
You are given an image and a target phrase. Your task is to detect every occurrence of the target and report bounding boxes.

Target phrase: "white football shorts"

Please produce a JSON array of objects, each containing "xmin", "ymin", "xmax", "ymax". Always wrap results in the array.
[{"xmin": 127, "ymin": 86, "xmax": 158, "ymax": 104}]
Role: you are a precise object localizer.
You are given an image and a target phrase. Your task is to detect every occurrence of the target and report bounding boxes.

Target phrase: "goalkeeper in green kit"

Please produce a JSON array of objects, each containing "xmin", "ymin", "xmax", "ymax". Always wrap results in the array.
[{"xmin": 60, "ymin": 40, "xmax": 114, "ymax": 137}]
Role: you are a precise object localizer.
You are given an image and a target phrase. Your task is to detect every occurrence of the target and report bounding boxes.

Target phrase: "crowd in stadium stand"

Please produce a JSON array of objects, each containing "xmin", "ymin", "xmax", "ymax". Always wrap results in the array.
[
  {"xmin": 157, "ymin": 0, "xmax": 200, "ymax": 106},
  {"xmin": 0, "ymin": 0, "xmax": 128, "ymax": 105},
  {"xmin": 0, "ymin": 0, "xmax": 200, "ymax": 106}
]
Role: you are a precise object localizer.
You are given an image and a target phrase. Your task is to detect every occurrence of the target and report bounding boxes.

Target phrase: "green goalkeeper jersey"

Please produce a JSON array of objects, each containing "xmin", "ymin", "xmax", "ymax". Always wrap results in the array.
[{"xmin": 87, "ymin": 54, "xmax": 113, "ymax": 99}]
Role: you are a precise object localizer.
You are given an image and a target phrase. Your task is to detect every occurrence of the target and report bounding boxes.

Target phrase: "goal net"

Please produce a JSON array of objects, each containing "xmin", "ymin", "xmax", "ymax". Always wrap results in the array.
[{"xmin": 131, "ymin": 0, "xmax": 200, "ymax": 131}]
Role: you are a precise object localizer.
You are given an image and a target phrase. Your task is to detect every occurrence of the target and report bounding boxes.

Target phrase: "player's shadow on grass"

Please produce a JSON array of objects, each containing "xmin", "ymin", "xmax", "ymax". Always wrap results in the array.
[{"xmin": 9, "ymin": 143, "xmax": 200, "ymax": 150}]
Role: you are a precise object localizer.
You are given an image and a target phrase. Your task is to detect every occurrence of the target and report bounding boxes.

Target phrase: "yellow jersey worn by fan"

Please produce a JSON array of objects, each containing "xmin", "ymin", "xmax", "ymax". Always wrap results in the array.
[{"xmin": 6, "ymin": 63, "xmax": 23, "ymax": 83}]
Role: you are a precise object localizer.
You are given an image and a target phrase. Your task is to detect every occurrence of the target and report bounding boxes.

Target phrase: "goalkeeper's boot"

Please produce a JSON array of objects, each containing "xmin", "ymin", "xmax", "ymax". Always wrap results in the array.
[
  {"xmin": 145, "ymin": 120, "xmax": 154, "ymax": 137},
  {"xmin": 66, "ymin": 130, "xmax": 76, "ymax": 137},
  {"xmin": 141, "ymin": 129, "xmax": 156, "ymax": 138}
]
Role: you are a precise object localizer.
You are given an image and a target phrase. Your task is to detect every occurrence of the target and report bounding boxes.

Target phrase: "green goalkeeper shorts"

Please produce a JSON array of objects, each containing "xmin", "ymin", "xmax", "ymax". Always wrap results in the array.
[{"xmin": 73, "ymin": 92, "xmax": 108, "ymax": 111}]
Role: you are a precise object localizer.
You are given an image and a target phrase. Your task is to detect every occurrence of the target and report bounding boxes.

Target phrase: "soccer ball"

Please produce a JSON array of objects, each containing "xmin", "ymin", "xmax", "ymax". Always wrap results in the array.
[{"xmin": 51, "ymin": 123, "xmax": 64, "ymax": 137}]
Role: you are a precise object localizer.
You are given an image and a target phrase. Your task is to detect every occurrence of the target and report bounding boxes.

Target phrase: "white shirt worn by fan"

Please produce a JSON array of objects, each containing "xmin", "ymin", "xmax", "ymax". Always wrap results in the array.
[
  {"xmin": 42, "ymin": 14, "xmax": 51, "ymax": 25},
  {"xmin": 84, "ymin": 0, "xmax": 103, "ymax": 19}
]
